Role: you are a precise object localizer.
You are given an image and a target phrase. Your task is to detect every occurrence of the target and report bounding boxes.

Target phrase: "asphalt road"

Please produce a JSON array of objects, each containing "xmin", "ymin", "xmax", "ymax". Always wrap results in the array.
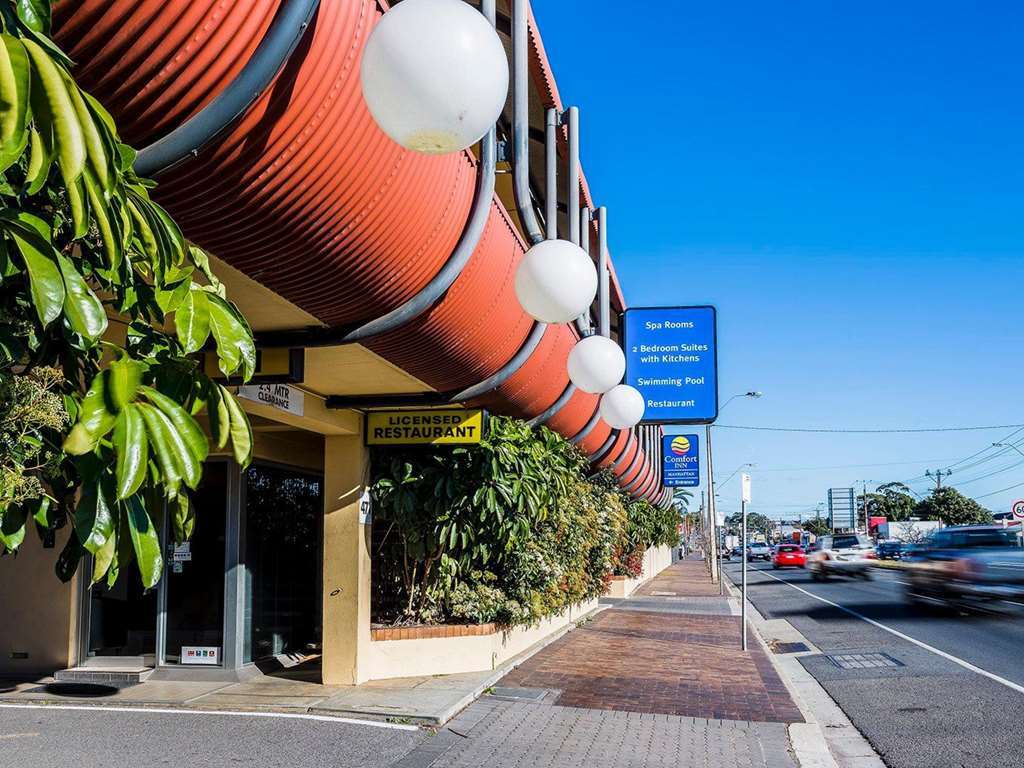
[
  {"xmin": 0, "ymin": 706, "xmax": 426, "ymax": 768},
  {"xmin": 725, "ymin": 560, "xmax": 1024, "ymax": 768}
]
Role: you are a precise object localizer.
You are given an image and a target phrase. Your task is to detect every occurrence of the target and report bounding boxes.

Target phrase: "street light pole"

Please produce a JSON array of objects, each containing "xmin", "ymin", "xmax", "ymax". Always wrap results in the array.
[{"xmin": 706, "ymin": 391, "xmax": 762, "ymax": 587}]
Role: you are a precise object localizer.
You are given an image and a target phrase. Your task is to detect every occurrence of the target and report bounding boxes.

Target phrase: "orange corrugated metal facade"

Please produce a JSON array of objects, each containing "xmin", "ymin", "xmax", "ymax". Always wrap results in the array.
[{"xmin": 53, "ymin": 0, "xmax": 665, "ymax": 504}]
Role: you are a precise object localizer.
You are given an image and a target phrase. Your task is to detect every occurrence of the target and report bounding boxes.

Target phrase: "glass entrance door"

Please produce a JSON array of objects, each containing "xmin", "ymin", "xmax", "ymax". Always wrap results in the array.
[
  {"xmin": 162, "ymin": 462, "xmax": 228, "ymax": 665},
  {"xmin": 86, "ymin": 572, "xmax": 158, "ymax": 665}
]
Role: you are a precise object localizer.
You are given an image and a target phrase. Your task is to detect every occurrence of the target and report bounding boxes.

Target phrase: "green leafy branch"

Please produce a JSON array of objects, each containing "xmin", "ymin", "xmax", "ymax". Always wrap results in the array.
[{"xmin": 0, "ymin": 0, "xmax": 255, "ymax": 588}]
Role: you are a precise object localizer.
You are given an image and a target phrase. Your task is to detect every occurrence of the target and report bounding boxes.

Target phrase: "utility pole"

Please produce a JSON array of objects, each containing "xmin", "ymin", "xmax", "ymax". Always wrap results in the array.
[
  {"xmin": 705, "ymin": 425, "xmax": 719, "ymax": 584},
  {"xmin": 925, "ymin": 469, "xmax": 952, "ymax": 490}
]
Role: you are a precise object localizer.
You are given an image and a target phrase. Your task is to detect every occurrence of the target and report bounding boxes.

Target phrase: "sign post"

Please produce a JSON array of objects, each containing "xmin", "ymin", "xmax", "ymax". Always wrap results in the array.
[{"xmin": 741, "ymin": 473, "xmax": 752, "ymax": 651}]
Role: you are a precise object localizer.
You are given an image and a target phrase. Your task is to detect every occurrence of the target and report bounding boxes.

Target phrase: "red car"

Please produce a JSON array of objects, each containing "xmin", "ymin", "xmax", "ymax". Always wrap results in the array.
[{"xmin": 772, "ymin": 544, "xmax": 806, "ymax": 569}]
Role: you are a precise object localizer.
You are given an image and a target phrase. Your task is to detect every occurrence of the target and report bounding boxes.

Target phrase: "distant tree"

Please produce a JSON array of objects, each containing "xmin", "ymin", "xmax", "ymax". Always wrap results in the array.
[
  {"xmin": 913, "ymin": 487, "xmax": 993, "ymax": 526},
  {"xmin": 672, "ymin": 488, "xmax": 693, "ymax": 513},
  {"xmin": 802, "ymin": 517, "xmax": 831, "ymax": 537},
  {"xmin": 724, "ymin": 511, "xmax": 773, "ymax": 537},
  {"xmin": 872, "ymin": 482, "xmax": 917, "ymax": 522}
]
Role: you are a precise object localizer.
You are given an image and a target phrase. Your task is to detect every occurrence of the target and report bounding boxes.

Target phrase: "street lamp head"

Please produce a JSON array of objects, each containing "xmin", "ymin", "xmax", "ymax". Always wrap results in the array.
[
  {"xmin": 599, "ymin": 384, "xmax": 645, "ymax": 429},
  {"xmin": 514, "ymin": 239, "xmax": 598, "ymax": 323},
  {"xmin": 567, "ymin": 334, "xmax": 625, "ymax": 394},
  {"xmin": 745, "ymin": 391, "xmax": 763, "ymax": 398},
  {"xmin": 361, "ymin": 0, "xmax": 509, "ymax": 155}
]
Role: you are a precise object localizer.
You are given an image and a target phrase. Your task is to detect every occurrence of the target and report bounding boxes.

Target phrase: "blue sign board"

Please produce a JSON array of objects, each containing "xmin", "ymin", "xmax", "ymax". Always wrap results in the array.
[
  {"xmin": 663, "ymin": 434, "xmax": 700, "ymax": 487},
  {"xmin": 623, "ymin": 306, "xmax": 718, "ymax": 424}
]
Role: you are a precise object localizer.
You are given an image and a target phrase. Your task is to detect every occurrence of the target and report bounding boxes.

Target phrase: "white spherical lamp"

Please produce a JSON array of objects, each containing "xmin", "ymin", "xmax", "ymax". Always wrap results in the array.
[
  {"xmin": 600, "ymin": 385, "xmax": 645, "ymax": 429},
  {"xmin": 514, "ymin": 239, "xmax": 598, "ymax": 323},
  {"xmin": 567, "ymin": 335, "xmax": 625, "ymax": 394},
  {"xmin": 360, "ymin": 0, "xmax": 509, "ymax": 155}
]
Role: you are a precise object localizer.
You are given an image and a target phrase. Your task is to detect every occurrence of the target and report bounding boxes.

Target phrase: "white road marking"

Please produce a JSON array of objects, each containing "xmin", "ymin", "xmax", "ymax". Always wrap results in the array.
[
  {"xmin": 0, "ymin": 703, "xmax": 420, "ymax": 731},
  {"xmin": 754, "ymin": 569, "xmax": 1024, "ymax": 696},
  {"xmin": 0, "ymin": 732, "xmax": 39, "ymax": 740}
]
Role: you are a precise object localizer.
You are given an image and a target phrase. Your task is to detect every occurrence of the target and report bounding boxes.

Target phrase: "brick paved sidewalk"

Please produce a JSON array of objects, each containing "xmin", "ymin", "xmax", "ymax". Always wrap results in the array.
[{"xmin": 397, "ymin": 559, "xmax": 803, "ymax": 767}]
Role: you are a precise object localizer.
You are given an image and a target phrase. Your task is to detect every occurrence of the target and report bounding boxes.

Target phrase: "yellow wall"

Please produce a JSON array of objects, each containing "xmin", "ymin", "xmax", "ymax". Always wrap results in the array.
[
  {"xmin": 0, "ymin": 528, "xmax": 79, "ymax": 677},
  {"xmin": 321, "ymin": 434, "xmax": 372, "ymax": 685}
]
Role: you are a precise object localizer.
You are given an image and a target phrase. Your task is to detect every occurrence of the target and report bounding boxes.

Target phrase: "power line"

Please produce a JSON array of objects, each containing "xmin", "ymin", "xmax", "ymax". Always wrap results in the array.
[
  {"xmin": 715, "ymin": 423, "xmax": 1024, "ymax": 434},
  {"xmin": 752, "ymin": 458, "xmax": 954, "ymax": 473},
  {"xmin": 975, "ymin": 481, "xmax": 1024, "ymax": 500}
]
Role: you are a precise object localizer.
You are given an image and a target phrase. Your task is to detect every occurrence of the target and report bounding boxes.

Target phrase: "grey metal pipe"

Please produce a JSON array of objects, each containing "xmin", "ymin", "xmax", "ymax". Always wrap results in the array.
[
  {"xmin": 545, "ymin": 108, "xmax": 558, "ymax": 240},
  {"xmin": 255, "ymin": 0, "xmax": 501, "ymax": 348},
  {"xmin": 589, "ymin": 429, "xmax": 621, "ymax": 465},
  {"xmin": 134, "ymin": 0, "xmax": 320, "ymax": 176},
  {"xmin": 569, "ymin": 406, "xmax": 602, "ymax": 444},
  {"xmin": 513, "ymin": 0, "xmax": 544, "ymax": 246},
  {"xmin": 324, "ymin": 319, "xmax": 547, "ymax": 409},
  {"xmin": 566, "ymin": 107, "xmax": 580, "ymax": 245},
  {"xmin": 598, "ymin": 206, "xmax": 610, "ymax": 337},
  {"xmin": 528, "ymin": 382, "xmax": 576, "ymax": 428}
]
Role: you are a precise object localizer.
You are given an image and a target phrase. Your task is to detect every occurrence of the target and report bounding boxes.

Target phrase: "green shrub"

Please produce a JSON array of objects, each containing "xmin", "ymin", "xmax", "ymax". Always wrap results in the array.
[{"xmin": 371, "ymin": 418, "xmax": 680, "ymax": 627}]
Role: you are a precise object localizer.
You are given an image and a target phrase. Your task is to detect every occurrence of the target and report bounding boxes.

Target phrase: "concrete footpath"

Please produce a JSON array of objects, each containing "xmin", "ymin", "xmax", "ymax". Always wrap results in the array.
[{"xmin": 0, "ymin": 558, "xmax": 879, "ymax": 767}]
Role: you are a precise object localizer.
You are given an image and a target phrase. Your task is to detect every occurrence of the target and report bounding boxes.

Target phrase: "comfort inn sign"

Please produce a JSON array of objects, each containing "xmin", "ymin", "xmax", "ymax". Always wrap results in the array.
[{"xmin": 365, "ymin": 409, "xmax": 485, "ymax": 446}]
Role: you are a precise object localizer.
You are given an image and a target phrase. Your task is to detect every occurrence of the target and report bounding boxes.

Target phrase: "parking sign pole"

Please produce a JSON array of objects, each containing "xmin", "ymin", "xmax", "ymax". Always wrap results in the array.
[
  {"xmin": 740, "ymin": 473, "xmax": 752, "ymax": 652},
  {"xmin": 741, "ymin": 498, "xmax": 748, "ymax": 651}
]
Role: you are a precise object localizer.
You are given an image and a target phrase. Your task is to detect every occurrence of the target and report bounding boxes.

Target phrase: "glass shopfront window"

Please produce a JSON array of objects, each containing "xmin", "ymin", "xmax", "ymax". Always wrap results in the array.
[
  {"xmin": 242, "ymin": 463, "xmax": 323, "ymax": 663},
  {"xmin": 163, "ymin": 462, "xmax": 228, "ymax": 664}
]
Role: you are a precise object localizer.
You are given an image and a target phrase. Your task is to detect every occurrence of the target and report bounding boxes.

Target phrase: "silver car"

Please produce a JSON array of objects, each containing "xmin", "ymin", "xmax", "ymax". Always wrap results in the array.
[{"xmin": 808, "ymin": 533, "xmax": 876, "ymax": 580}]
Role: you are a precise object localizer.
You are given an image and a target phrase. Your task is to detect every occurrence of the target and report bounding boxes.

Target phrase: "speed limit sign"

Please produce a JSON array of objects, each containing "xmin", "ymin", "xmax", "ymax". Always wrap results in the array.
[{"xmin": 1012, "ymin": 500, "xmax": 1024, "ymax": 521}]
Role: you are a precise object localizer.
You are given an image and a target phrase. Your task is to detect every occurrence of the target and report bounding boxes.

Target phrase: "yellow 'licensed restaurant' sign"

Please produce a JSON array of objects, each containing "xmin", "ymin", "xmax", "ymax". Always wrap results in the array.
[{"xmin": 365, "ymin": 409, "xmax": 486, "ymax": 446}]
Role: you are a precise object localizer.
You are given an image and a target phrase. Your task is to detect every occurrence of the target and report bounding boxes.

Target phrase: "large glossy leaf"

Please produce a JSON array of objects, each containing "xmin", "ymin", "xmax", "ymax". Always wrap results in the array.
[
  {"xmin": 170, "ymin": 492, "xmax": 194, "ymax": 543},
  {"xmin": 63, "ymin": 70, "xmax": 110, "ymax": 191},
  {"xmin": 136, "ymin": 402, "xmax": 182, "ymax": 495},
  {"xmin": 23, "ymin": 38, "xmax": 85, "ymax": 183},
  {"xmin": 113, "ymin": 406, "xmax": 147, "ymax": 500},
  {"xmin": 208, "ymin": 294, "xmax": 255, "ymax": 380},
  {"xmin": 56, "ymin": 252, "xmax": 106, "ymax": 341},
  {"xmin": 125, "ymin": 495, "xmax": 163, "ymax": 589},
  {"xmin": 15, "ymin": 0, "xmax": 51, "ymax": 34},
  {"xmin": 221, "ymin": 385, "xmax": 253, "ymax": 468},
  {"xmin": 73, "ymin": 485, "xmax": 114, "ymax": 555},
  {"xmin": 23, "ymin": 127, "xmax": 54, "ymax": 195},
  {"xmin": 0, "ymin": 35, "xmax": 30, "ymax": 157},
  {"xmin": 0, "ymin": 503, "xmax": 27, "ymax": 551},
  {"xmin": 63, "ymin": 370, "xmax": 116, "ymax": 454},
  {"xmin": 107, "ymin": 356, "xmax": 143, "ymax": 411},
  {"xmin": 5, "ymin": 220, "xmax": 64, "ymax": 326},
  {"xmin": 92, "ymin": 530, "xmax": 116, "ymax": 584},
  {"xmin": 175, "ymin": 287, "xmax": 210, "ymax": 354},
  {"xmin": 140, "ymin": 385, "xmax": 209, "ymax": 467}
]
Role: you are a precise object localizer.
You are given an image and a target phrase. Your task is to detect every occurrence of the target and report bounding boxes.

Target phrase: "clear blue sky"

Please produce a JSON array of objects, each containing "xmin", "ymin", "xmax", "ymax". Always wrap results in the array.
[{"xmin": 534, "ymin": 1, "xmax": 1024, "ymax": 518}]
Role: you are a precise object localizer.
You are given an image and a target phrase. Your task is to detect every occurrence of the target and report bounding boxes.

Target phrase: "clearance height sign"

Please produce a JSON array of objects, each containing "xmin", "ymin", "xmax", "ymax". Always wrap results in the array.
[
  {"xmin": 365, "ymin": 409, "xmax": 485, "ymax": 446},
  {"xmin": 663, "ymin": 434, "xmax": 700, "ymax": 487}
]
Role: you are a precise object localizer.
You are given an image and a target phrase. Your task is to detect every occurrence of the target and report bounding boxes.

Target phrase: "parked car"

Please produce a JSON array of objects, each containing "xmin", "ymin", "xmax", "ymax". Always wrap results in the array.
[
  {"xmin": 746, "ymin": 542, "xmax": 771, "ymax": 561},
  {"xmin": 730, "ymin": 546, "xmax": 744, "ymax": 559},
  {"xmin": 807, "ymin": 534, "xmax": 876, "ymax": 580},
  {"xmin": 772, "ymin": 544, "xmax": 806, "ymax": 569},
  {"xmin": 876, "ymin": 539, "xmax": 905, "ymax": 560},
  {"xmin": 903, "ymin": 525, "xmax": 1024, "ymax": 609}
]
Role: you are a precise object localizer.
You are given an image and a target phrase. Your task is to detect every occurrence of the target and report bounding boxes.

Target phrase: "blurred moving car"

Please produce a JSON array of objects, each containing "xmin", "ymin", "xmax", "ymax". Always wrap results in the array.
[
  {"xmin": 808, "ymin": 534, "xmax": 876, "ymax": 580},
  {"xmin": 876, "ymin": 539, "xmax": 905, "ymax": 560},
  {"xmin": 903, "ymin": 525, "xmax": 1024, "ymax": 608},
  {"xmin": 746, "ymin": 542, "xmax": 771, "ymax": 561},
  {"xmin": 772, "ymin": 544, "xmax": 806, "ymax": 569}
]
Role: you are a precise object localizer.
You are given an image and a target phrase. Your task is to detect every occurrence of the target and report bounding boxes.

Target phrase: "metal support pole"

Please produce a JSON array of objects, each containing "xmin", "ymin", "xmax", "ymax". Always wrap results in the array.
[
  {"xmin": 705, "ymin": 424, "xmax": 719, "ymax": 583},
  {"xmin": 597, "ymin": 207, "xmax": 610, "ymax": 337},
  {"xmin": 544, "ymin": 108, "xmax": 558, "ymax": 240},
  {"xmin": 566, "ymin": 107, "xmax": 580, "ymax": 245},
  {"xmin": 741, "ymin": 498, "xmax": 748, "ymax": 651},
  {"xmin": 513, "ymin": 0, "xmax": 544, "ymax": 245}
]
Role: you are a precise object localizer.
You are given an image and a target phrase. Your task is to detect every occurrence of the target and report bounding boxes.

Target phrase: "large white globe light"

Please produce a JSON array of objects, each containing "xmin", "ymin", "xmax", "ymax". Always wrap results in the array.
[
  {"xmin": 360, "ymin": 0, "xmax": 509, "ymax": 155},
  {"xmin": 514, "ymin": 239, "xmax": 598, "ymax": 323},
  {"xmin": 567, "ymin": 335, "xmax": 625, "ymax": 394},
  {"xmin": 600, "ymin": 385, "xmax": 645, "ymax": 429}
]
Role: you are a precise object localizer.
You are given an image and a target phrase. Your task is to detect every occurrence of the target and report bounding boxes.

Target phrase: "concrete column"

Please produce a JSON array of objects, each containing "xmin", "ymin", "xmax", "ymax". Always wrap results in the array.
[{"xmin": 321, "ymin": 434, "xmax": 372, "ymax": 685}]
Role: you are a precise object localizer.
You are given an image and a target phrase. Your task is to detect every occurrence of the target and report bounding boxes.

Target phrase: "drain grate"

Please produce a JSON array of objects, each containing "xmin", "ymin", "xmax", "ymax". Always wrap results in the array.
[
  {"xmin": 773, "ymin": 642, "xmax": 810, "ymax": 654},
  {"xmin": 489, "ymin": 686, "xmax": 547, "ymax": 701},
  {"xmin": 825, "ymin": 653, "xmax": 904, "ymax": 670}
]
